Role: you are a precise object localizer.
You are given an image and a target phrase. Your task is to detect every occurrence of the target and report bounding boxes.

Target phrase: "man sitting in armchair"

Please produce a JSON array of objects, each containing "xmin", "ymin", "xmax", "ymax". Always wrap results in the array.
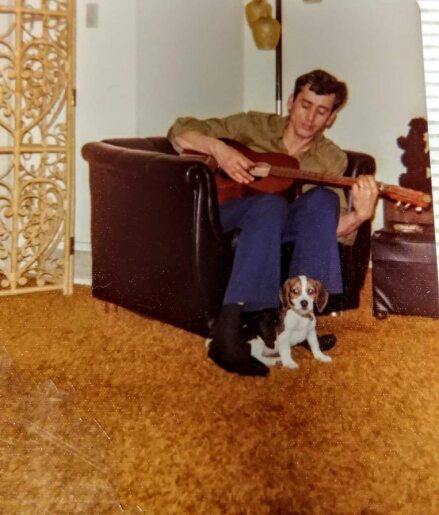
[{"xmin": 168, "ymin": 69, "xmax": 379, "ymax": 377}]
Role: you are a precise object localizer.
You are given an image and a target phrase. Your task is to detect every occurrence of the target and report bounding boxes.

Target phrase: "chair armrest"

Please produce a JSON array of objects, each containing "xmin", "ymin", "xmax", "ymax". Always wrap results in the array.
[
  {"xmin": 82, "ymin": 141, "xmax": 226, "ymax": 247},
  {"xmin": 323, "ymin": 151, "xmax": 376, "ymax": 313},
  {"xmin": 82, "ymin": 141, "xmax": 230, "ymax": 334}
]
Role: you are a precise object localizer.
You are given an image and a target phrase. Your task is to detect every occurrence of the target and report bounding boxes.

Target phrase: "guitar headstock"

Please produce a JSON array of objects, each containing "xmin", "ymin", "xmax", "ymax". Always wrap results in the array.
[{"xmin": 379, "ymin": 182, "xmax": 432, "ymax": 210}]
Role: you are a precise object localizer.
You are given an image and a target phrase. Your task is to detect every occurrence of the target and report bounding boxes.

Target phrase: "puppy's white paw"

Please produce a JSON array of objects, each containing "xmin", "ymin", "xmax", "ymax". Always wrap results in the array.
[
  {"xmin": 316, "ymin": 353, "xmax": 332, "ymax": 363},
  {"xmin": 205, "ymin": 338, "xmax": 212, "ymax": 349},
  {"xmin": 283, "ymin": 360, "xmax": 299, "ymax": 369}
]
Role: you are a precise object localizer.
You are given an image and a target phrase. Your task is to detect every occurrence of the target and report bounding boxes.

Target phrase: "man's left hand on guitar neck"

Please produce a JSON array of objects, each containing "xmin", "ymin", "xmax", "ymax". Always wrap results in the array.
[{"xmin": 337, "ymin": 174, "xmax": 379, "ymax": 237}]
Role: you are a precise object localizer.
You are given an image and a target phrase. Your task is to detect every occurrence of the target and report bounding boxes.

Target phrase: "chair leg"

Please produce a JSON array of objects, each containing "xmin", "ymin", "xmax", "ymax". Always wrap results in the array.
[{"xmin": 104, "ymin": 302, "xmax": 119, "ymax": 313}]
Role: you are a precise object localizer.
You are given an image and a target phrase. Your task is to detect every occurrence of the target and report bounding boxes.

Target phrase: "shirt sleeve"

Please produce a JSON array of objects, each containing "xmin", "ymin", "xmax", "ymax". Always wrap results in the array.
[{"xmin": 167, "ymin": 113, "xmax": 248, "ymax": 152}]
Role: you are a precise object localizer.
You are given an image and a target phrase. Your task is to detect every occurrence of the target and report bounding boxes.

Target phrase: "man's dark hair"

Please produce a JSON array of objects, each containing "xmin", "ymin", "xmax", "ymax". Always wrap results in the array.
[{"xmin": 293, "ymin": 69, "xmax": 348, "ymax": 112}]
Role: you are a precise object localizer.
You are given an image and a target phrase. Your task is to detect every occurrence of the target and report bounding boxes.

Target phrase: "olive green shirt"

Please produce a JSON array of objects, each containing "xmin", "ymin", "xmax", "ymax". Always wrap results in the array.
[{"xmin": 168, "ymin": 111, "xmax": 354, "ymax": 244}]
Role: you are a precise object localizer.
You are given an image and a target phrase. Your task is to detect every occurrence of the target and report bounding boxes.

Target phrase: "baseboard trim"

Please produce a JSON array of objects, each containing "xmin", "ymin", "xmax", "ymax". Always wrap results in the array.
[
  {"xmin": 74, "ymin": 241, "xmax": 91, "ymax": 253},
  {"xmin": 74, "ymin": 249, "xmax": 91, "ymax": 285}
]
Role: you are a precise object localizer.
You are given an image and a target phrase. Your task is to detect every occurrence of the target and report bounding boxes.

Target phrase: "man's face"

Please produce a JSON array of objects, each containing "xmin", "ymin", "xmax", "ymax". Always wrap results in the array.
[{"xmin": 287, "ymin": 84, "xmax": 337, "ymax": 140}]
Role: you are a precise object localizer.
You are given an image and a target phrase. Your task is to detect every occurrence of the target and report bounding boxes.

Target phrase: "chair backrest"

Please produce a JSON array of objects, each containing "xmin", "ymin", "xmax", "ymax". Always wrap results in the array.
[{"xmin": 344, "ymin": 150, "xmax": 375, "ymax": 178}]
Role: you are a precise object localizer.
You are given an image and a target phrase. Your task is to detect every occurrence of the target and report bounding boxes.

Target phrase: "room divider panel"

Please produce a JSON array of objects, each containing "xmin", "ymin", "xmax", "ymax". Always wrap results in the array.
[{"xmin": 0, "ymin": 0, "xmax": 75, "ymax": 295}]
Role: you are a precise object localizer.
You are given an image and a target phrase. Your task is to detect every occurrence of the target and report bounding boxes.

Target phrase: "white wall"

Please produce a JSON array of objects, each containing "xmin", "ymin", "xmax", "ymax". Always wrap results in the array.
[
  {"xmin": 75, "ymin": 0, "xmax": 137, "ymax": 250},
  {"xmin": 135, "ymin": 0, "xmax": 244, "ymax": 136},
  {"xmin": 244, "ymin": 0, "xmax": 427, "ymax": 230}
]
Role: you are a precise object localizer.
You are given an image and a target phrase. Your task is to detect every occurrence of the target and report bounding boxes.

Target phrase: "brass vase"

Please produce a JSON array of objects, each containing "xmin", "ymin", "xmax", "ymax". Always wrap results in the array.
[{"xmin": 252, "ymin": 16, "xmax": 281, "ymax": 50}]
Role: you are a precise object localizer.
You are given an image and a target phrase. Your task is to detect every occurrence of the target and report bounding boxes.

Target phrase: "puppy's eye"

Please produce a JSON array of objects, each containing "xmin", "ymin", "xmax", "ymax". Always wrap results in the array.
[
  {"xmin": 307, "ymin": 288, "xmax": 315, "ymax": 295},
  {"xmin": 292, "ymin": 288, "xmax": 300, "ymax": 295}
]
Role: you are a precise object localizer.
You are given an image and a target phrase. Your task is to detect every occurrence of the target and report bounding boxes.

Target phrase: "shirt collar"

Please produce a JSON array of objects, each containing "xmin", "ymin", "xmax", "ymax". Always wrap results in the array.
[{"xmin": 296, "ymin": 132, "xmax": 325, "ymax": 161}]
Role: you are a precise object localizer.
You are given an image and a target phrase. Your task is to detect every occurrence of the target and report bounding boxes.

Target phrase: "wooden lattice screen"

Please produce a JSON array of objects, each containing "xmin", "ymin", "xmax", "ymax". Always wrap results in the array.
[{"xmin": 0, "ymin": 0, "xmax": 75, "ymax": 295}]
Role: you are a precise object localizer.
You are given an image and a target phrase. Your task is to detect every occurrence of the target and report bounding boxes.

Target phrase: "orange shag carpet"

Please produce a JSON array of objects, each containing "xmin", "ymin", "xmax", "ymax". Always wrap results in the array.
[{"xmin": 0, "ymin": 275, "xmax": 438, "ymax": 513}]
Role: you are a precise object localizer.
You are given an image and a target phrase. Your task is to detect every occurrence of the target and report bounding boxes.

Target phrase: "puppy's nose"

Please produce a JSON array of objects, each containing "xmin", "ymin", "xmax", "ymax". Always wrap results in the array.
[{"xmin": 301, "ymin": 299, "xmax": 308, "ymax": 309}]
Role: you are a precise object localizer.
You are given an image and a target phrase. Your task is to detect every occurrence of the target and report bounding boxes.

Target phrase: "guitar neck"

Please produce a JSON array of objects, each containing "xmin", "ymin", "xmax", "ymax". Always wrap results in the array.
[
  {"xmin": 269, "ymin": 164, "xmax": 432, "ymax": 209},
  {"xmin": 270, "ymin": 164, "xmax": 357, "ymax": 188}
]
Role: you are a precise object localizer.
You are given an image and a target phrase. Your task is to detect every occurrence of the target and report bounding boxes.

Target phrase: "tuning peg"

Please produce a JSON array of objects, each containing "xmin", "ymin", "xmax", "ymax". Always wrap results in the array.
[
  {"xmin": 396, "ymin": 201, "xmax": 402, "ymax": 207},
  {"xmin": 404, "ymin": 203, "xmax": 411, "ymax": 210},
  {"xmin": 415, "ymin": 206, "xmax": 423, "ymax": 213}
]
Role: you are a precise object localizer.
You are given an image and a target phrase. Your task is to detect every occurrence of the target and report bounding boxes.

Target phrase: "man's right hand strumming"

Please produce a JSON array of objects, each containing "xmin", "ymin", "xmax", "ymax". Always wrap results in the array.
[{"xmin": 175, "ymin": 131, "xmax": 255, "ymax": 184}]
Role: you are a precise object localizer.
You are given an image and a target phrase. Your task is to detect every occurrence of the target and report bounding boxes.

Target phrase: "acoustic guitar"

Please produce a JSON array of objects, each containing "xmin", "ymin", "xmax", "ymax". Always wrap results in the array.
[{"xmin": 184, "ymin": 139, "xmax": 432, "ymax": 209}]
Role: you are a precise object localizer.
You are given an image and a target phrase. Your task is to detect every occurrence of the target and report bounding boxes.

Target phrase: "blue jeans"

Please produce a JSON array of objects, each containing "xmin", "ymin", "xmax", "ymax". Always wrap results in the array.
[{"xmin": 219, "ymin": 187, "xmax": 342, "ymax": 311}]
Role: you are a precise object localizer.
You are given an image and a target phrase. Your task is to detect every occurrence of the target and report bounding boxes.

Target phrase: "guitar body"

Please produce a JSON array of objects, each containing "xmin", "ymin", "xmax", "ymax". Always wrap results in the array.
[
  {"xmin": 214, "ymin": 174, "xmax": 291, "ymax": 204},
  {"xmin": 212, "ymin": 139, "xmax": 300, "ymax": 204}
]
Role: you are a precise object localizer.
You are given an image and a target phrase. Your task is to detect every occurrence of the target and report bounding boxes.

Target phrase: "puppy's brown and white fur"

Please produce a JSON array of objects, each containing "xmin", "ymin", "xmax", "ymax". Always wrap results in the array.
[{"xmin": 249, "ymin": 275, "xmax": 332, "ymax": 369}]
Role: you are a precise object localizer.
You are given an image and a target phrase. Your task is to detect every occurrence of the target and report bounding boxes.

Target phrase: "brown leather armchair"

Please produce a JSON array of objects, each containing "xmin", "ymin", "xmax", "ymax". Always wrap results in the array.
[{"xmin": 82, "ymin": 137, "xmax": 375, "ymax": 336}]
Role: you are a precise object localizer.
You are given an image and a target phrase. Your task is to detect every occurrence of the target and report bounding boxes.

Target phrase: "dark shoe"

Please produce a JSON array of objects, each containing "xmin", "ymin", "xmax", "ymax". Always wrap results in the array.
[
  {"xmin": 208, "ymin": 304, "xmax": 269, "ymax": 377},
  {"xmin": 318, "ymin": 334, "xmax": 337, "ymax": 351},
  {"xmin": 299, "ymin": 333, "xmax": 337, "ymax": 352}
]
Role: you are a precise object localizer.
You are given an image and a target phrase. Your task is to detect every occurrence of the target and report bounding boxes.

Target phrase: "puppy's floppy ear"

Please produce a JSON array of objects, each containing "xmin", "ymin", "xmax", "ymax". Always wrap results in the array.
[
  {"xmin": 311, "ymin": 279, "xmax": 329, "ymax": 313},
  {"xmin": 280, "ymin": 278, "xmax": 293, "ymax": 308}
]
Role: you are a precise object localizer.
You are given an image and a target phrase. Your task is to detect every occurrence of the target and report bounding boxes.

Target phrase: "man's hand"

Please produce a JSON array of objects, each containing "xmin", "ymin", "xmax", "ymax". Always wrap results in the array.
[
  {"xmin": 212, "ymin": 139, "xmax": 255, "ymax": 184},
  {"xmin": 174, "ymin": 130, "xmax": 255, "ymax": 184},
  {"xmin": 351, "ymin": 174, "xmax": 379, "ymax": 222},
  {"xmin": 337, "ymin": 174, "xmax": 379, "ymax": 237}
]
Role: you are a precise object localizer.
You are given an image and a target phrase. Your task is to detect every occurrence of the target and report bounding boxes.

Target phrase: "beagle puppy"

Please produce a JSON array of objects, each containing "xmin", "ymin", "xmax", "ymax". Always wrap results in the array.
[{"xmin": 248, "ymin": 275, "xmax": 332, "ymax": 369}]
